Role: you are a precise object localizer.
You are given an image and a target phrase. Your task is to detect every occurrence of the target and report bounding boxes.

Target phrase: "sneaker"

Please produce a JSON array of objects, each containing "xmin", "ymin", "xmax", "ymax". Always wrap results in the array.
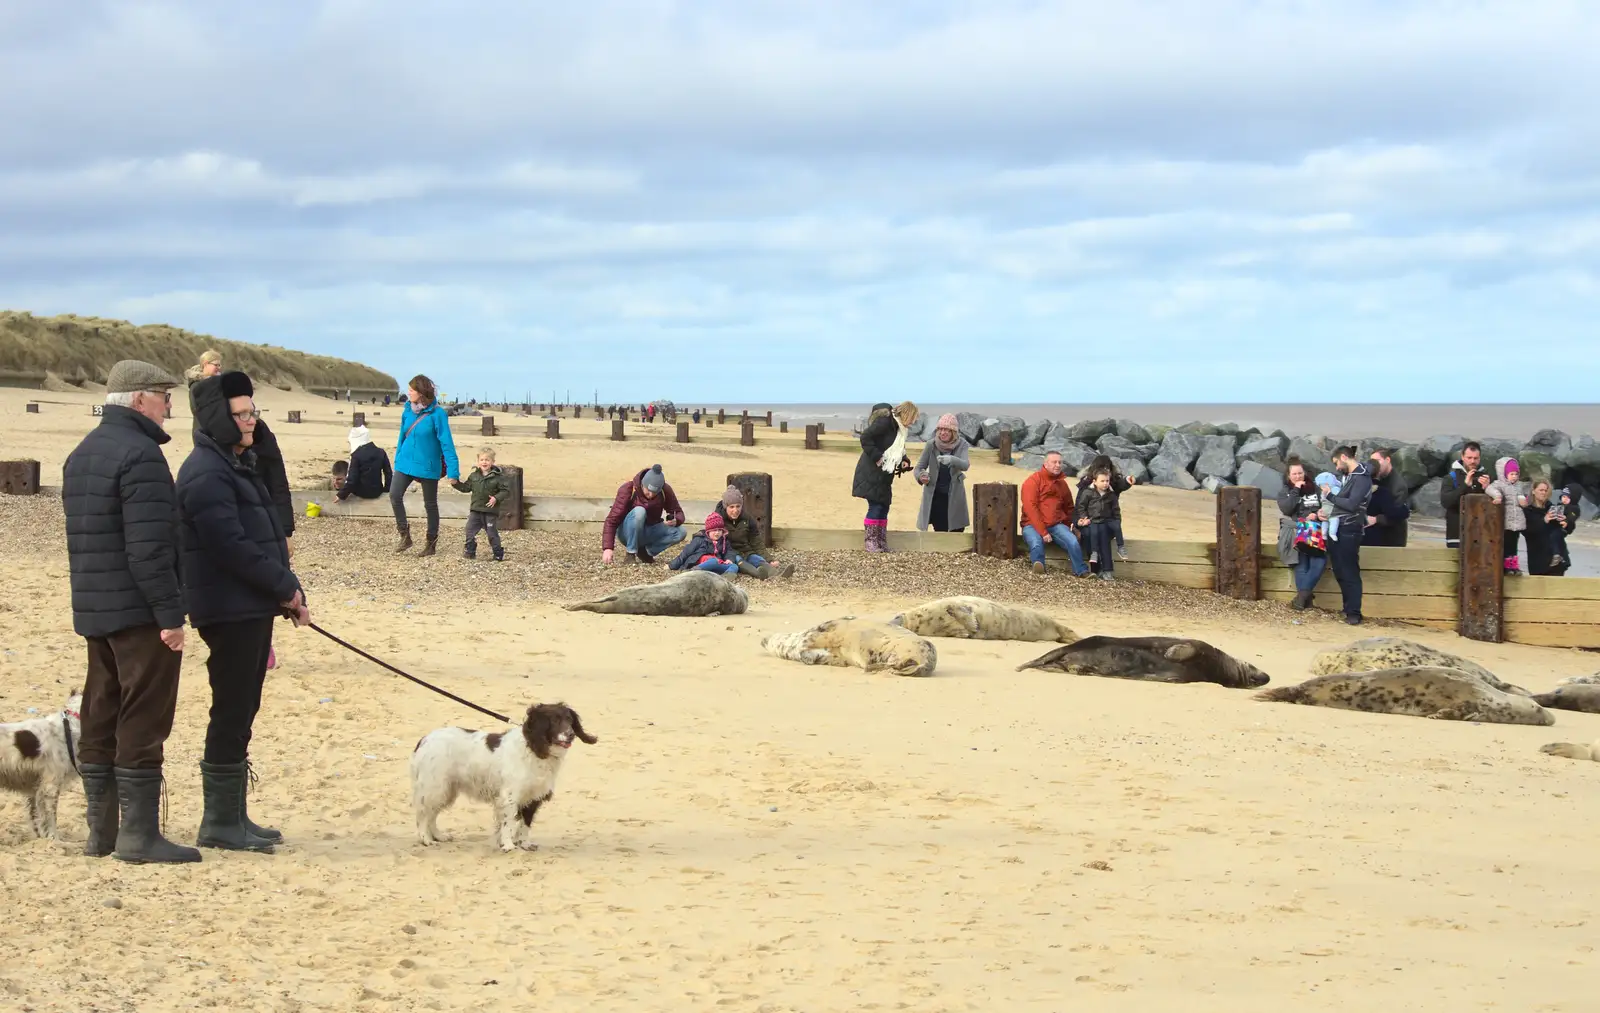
[
  {"xmin": 1553, "ymin": 555, "xmax": 1564, "ymax": 568},
  {"xmin": 1031, "ymin": 561, "xmax": 1046, "ymax": 575},
  {"xmin": 1116, "ymin": 547, "xmax": 1130, "ymax": 562},
  {"xmin": 1089, "ymin": 551, "xmax": 1099, "ymax": 564},
  {"xmin": 1100, "ymin": 572, "xmax": 1115, "ymax": 582}
]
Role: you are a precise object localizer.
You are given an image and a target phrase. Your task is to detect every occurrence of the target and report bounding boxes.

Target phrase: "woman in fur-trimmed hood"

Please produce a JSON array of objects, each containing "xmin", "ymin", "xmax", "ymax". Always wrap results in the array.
[{"xmin": 852, "ymin": 401, "xmax": 918, "ymax": 552}]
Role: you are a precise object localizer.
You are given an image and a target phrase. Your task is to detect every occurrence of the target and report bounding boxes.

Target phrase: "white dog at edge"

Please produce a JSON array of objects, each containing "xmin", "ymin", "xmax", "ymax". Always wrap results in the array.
[
  {"xmin": 1, "ymin": 689, "xmax": 83, "ymax": 840},
  {"xmin": 410, "ymin": 702, "xmax": 597, "ymax": 852}
]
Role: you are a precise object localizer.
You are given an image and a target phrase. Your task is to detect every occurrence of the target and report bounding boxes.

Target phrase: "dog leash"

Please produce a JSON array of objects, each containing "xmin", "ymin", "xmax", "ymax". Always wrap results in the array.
[{"xmin": 306, "ymin": 622, "xmax": 511, "ymax": 723}]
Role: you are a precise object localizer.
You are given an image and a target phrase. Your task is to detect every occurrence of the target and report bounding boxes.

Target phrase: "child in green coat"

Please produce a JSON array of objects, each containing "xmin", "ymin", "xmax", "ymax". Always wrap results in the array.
[{"xmin": 452, "ymin": 447, "xmax": 508, "ymax": 560}]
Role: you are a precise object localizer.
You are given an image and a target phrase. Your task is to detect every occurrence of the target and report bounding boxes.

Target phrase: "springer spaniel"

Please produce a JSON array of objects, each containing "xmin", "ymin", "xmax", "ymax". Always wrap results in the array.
[
  {"xmin": 411, "ymin": 702, "xmax": 597, "ymax": 852},
  {"xmin": 1, "ymin": 689, "xmax": 82, "ymax": 840}
]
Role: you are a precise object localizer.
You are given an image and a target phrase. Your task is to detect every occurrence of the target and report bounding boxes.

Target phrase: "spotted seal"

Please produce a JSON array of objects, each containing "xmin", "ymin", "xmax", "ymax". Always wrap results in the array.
[
  {"xmin": 1015, "ymin": 636, "xmax": 1269, "ymax": 688},
  {"xmin": 1255, "ymin": 667, "xmax": 1553, "ymax": 725},
  {"xmin": 762, "ymin": 618, "xmax": 938, "ymax": 677},
  {"xmin": 1309, "ymin": 637, "xmax": 1530, "ymax": 696},
  {"xmin": 888, "ymin": 596, "xmax": 1077, "ymax": 644}
]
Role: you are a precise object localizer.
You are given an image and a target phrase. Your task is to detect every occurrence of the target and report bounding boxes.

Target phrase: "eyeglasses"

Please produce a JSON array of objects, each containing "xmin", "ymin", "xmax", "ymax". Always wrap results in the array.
[
  {"xmin": 232, "ymin": 409, "xmax": 261, "ymax": 422},
  {"xmin": 138, "ymin": 390, "xmax": 172, "ymax": 402}
]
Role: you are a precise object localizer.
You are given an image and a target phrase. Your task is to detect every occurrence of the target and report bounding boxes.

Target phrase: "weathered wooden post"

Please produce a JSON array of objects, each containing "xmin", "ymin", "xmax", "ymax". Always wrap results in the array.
[
  {"xmin": 546, "ymin": 418, "xmax": 560, "ymax": 440},
  {"xmin": 287, "ymin": 410, "xmax": 302, "ymax": 423},
  {"xmin": 1459, "ymin": 495, "xmax": 1504, "ymax": 642},
  {"xmin": 1215, "ymin": 486, "xmax": 1262, "ymax": 600},
  {"xmin": 804, "ymin": 424, "xmax": 820, "ymax": 450},
  {"xmin": 717, "ymin": 408, "xmax": 726, "ymax": 424},
  {"xmin": 726, "ymin": 472, "xmax": 773, "ymax": 549},
  {"xmin": 765, "ymin": 410, "xmax": 773, "ymax": 427},
  {"xmin": 595, "ymin": 406, "xmax": 604, "ymax": 419},
  {"xmin": 522, "ymin": 403, "xmax": 532, "ymax": 415},
  {"xmin": 997, "ymin": 429, "xmax": 1013, "ymax": 466},
  {"xmin": 496, "ymin": 465, "xmax": 524, "ymax": 531},
  {"xmin": 611, "ymin": 419, "xmax": 625, "ymax": 441},
  {"xmin": 705, "ymin": 418, "xmax": 713, "ymax": 428},
  {"xmin": 779, "ymin": 420, "xmax": 788, "ymax": 434},
  {"xmin": 352, "ymin": 411, "xmax": 365, "ymax": 427},
  {"xmin": 676, "ymin": 421, "xmax": 690, "ymax": 444},
  {"xmin": 0, "ymin": 460, "xmax": 42, "ymax": 495},
  {"xmin": 572, "ymin": 405, "xmax": 581, "ymax": 419},
  {"xmin": 971, "ymin": 482, "xmax": 1018, "ymax": 559},
  {"xmin": 740, "ymin": 410, "xmax": 750, "ymax": 426},
  {"xmin": 817, "ymin": 422, "xmax": 826, "ymax": 435},
  {"xmin": 482, "ymin": 415, "xmax": 496, "ymax": 437},
  {"xmin": 330, "ymin": 460, "xmax": 348, "ymax": 492},
  {"xmin": 740, "ymin": 420, "xmax": 755, "ymax": 447},
  {"xmin": 25, "ymin": 403, "xmax": 38, "ymax": 413}
]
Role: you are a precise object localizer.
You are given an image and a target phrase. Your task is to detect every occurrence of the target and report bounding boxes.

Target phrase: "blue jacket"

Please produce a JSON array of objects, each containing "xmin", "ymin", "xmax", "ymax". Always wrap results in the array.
[{"xmin": 394, "ymin": 400, "xmax": 460, "ymax": 481}]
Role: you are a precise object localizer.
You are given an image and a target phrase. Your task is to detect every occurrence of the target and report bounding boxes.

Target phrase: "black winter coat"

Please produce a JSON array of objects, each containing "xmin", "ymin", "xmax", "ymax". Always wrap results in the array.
[
  {"xmin": 1524, "ymin": 501, "xmax": 1579, "ymax": 576},
  {"xmin": 1440, "ymin": 462, "xmax": 1491, "ymax": 544},
  {"xmin": 338, "ymin": 442, "xmax": 392, "ymax": 500},
  {"xmin": 250, "ymin": 419, "xmax": 295, "ymax": 536},
  {"xmin": 852, "ymin": 414, "xmax": 904, "ymax": 504},
  {"xmin": 62, "ymin": 406, "xmax": 186, "ymax": 637},
  {"xmin": 176, "ymin": 431, "xmax": 303, "ymax": 628}
]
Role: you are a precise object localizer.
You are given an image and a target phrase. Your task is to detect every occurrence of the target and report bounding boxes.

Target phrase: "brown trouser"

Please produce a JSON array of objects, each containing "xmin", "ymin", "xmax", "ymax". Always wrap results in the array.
[{"xmin": 81, "ymin": 624, "xmax": 183, "ymax": 768}]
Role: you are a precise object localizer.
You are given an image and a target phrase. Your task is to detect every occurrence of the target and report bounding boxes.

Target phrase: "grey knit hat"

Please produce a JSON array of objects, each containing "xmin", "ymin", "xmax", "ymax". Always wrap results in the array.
[
  {"xmin": 106, "ymin": 359, "xmax": 180, "ymax": 394},
  {"xmin": 722, "ymin": 484, "xmax": 743, "ymax": 508},
  {"xmin": 641, "ymin": 464, "xmax": 665, "ymax": 494}
]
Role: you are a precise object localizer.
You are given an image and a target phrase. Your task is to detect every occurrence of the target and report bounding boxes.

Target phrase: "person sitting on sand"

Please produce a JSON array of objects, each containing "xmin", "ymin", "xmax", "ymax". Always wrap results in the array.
[
  {"xmin": 1524, "ymin": 481, "xmax": 1579, "ymax": 576},
  {"xmin": 1020, "ymin": 450, "xmax": 1090, "ymax": 577},
  {"xmin": 1076, "ymin": 454, "xmax": 1137, "ymax": 563},
  {"xmin": 913, "ymin": 414, "xmax": 970, "ymax": 534},
  {"xmin": 1074, "ymin": 468, "xmax": 1120, "ymax": 582},
  {"xmin": 337, "ymin": 425, "xmax": 392, "ymax": 501},
  {"xmin": 450, "ymin": 446, "xmax": 508, "ymax": 562},
  {"xmin": 715, "ymin": 485, "xmax": 795, "ymax": 579},
  {"xmin": 668, "ymin": 512, "xmax": 740, "ymax": 575},
  {"xmin": 602, "ymin": 464, "xmax": 687, "ymax": 564},
  {"xmin": 852, "ymin": 401, "xmax": 918, "ymax": 552}
]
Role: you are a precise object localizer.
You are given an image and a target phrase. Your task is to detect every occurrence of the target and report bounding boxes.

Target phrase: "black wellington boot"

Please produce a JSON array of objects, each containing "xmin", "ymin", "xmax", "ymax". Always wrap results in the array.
[
  {"xmin": 241, "ymin": 760, "xmax": 282, "ymax": 843},
  {"xmin": 113, "ymin": 767, "xmax": 201, "ymax": 864},
  {"xmin": 196, "ymin": 761, "xmax": 275, "ymax": 852},
  {"xmin": 80, "ymin": 763, "xmax": 118, "ymax": 858}
]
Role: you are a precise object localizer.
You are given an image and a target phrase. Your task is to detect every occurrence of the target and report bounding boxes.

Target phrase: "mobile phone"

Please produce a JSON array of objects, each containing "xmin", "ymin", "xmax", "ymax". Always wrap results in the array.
[{"xmin": 1551, "ymin": 504, "xmax": 1566, "ymax": 519}]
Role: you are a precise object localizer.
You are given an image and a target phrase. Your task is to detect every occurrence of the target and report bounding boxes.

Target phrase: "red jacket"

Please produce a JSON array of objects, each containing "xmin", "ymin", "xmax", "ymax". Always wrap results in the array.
[
  {"xmin": 602, "ymin": 469, "xmax": 687, "ymax": 550},
  {"xmin": 1021, "ymin": 467, "xmax": 1074, "ymax": 535}
]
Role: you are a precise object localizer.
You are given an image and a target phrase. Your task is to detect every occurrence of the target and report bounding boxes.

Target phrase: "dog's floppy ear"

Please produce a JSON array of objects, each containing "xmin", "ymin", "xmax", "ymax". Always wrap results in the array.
[
  {"xmin": 565, "ymin": 705, "xmax": 598, "ymax": 745},
  {"xmin": 522, "ymin": 704, "xmax": 554, "ymax": 760}
]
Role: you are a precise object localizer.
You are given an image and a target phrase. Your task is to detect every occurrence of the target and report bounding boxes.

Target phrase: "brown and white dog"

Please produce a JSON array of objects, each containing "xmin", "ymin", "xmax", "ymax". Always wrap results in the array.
[
  {"xmin": 0, "ymin": 689, "xmax": 82, "ymax": 840},
  {"xmin": 410, "ymin": 703, "xmax": 597, "ymax": 852}
]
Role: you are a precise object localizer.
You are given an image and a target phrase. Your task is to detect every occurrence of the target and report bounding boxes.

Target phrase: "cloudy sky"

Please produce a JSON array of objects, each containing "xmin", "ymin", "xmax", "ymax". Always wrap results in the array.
[{"xmin": 2, "ymin": 1, "xmax": 1596, "ymax": 403}]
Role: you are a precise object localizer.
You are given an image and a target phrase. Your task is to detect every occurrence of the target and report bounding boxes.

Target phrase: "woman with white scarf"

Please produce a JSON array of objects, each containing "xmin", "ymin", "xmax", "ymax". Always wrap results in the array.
[
  {"xmin": 851, "ymin": 401, "xmax": 919, "ymax": 552},
  {"xmin": 914, "ymin": 413, "xmax": 971, "ymax": 532}
]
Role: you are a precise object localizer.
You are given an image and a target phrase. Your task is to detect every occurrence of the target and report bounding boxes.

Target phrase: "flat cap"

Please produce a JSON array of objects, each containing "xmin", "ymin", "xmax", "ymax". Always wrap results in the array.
[{"xmin": 105, "ymin": 359, "xmax": 181, "ymax": 394}]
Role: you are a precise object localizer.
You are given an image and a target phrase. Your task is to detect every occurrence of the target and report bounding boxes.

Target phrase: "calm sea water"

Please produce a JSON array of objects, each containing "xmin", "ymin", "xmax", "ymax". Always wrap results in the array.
[{"xmin": 753, "ymin": 403, "xmax": 1600, "ymax": 444}]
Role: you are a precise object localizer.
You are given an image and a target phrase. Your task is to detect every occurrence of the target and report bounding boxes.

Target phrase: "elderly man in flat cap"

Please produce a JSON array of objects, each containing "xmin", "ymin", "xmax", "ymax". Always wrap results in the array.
[{"xmin": 62, "ymin": 359, "xmax": 200, "ymax": 864}]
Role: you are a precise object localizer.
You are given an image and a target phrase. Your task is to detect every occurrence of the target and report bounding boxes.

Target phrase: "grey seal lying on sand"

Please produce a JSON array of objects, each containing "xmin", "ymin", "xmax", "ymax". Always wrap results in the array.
[
  {"xmin": 1310, "ymin": 637, "xmax": 1530, "ymax": 696},
  {"xmin": 762, "ymin": 618, "xmax": 938, "ymax": 677},
  {"xmin": 889, "ymin": 596, "xmax": 1078, "ymax": 644},
  {"xmin": 1015, "ymin": 636, "xmax": 1269, "ymax": 688},
  {"xmin": 564, "ymin": 570, "xmax": 749, "ymax": 617},
  {"xmin": 1255, "ymin": 667, "xmax": 1553, "ymax": 725}
]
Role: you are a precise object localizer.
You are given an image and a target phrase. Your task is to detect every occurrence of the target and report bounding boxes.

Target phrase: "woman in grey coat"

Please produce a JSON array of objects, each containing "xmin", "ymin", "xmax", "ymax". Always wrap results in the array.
[{"xmin": 914, "ymin": 413, "xmax": 971, "ymax": 532}]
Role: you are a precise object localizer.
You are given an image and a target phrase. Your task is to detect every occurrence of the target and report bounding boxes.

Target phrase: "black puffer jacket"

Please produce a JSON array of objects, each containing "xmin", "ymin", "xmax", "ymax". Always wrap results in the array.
[
  {"xmin": 61, "ymin": 406, "xmax": 186, "ymax": 637},
  {"xmin": 250, "ymin": 419, "xmax": 295, "ymax": 536},
  {"xmin": 176, "ymin": 378, "xmax": 303, "ymax": 627},
  {"xmin": 852, "ymin": 410, "xmax": 904, "ymax": 504},
  {"xmin": 338, "ymin": 442, "xmax": 392, "ymax": 500}
]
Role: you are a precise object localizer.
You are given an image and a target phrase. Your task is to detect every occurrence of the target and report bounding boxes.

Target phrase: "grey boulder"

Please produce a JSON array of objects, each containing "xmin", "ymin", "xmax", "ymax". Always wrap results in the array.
[
  {"xmin": 1017, "ymin": 420, "xmax": 1052, "ymax": 451},
  {"xmin": 1237, "ymin": 460, "xmax": 1285, "ymax": 500},
  {"xmin": 1287, "ymin": 438, "xmax": 1334, "ymax": 477},
  {"xmin": 1201, "ymin": 475, "xmax": 1228, "ymax": 494},
  {"xmin": 1156, "ymin": 430, "xmax": 1205, "ymax": 469},
  {"xmin": 1108, "ymin": 456, "xmax": 1149, "ymax": 485},
  {"xmin": 1064, "ymin": 418, "xmax": 1116, "ymax": 445},
  {"xmin": 1418, "ymin": 435, "xmax": 1468, "ymax": 476},
  {"xmin": 1113, "ymin": 419, "xmax": 1151, "ymax": 444},
  {"xmin": 954, "ymin": 412, "xmax": 987, "ymax": 444},
  {"xmin": 1409, "ymin": 477, "xmax": 1446, "ymax": 519},
  {"xmin": 1148, "ymin": 452, "xmax": 1202, "ymax": 491},
  {"xmin": 1237, "ymin": 435, "xmax": 1289, "ymax": 472},
  {"xmin": 1194, "ymin": 435, "xmax": 1239, "ymax": 482},
  {"xmin": 980, "ymin": 415, "xmax": 1029, "ymax": 448}
]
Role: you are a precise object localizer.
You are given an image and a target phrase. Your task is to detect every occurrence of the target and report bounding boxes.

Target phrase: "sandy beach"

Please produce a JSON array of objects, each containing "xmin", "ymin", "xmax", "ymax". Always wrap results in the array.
[{"xmin": 2, "ymin": 384, "xmax": 1599, "ymax": 1012}]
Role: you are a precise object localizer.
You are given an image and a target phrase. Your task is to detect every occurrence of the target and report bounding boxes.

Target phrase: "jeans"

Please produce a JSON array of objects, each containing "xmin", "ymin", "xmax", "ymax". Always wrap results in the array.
[
  {"xmin": 1327, "ymin": 529, "xmax": 1363, "ymax": 618},
  {"xmin": 1085, "ymin": 521, "xmax": 1115, "ymax": 574},
  {"xmin": 1293, "ymin": 551, "xmax": 1328, "ymax": 594},
  {"xmin": 464, "ymin": 511, "xmax": 502, "ymax": 557},
  {"xmin": 865, "ymin": 500, "xmax": 890, "ymax": 522},
  {"xmin": 80, "ymin": 624, "xmax": 182, "ymax": 768},
  {"xmin": 1021, "ymin": 523, "xmax": 1088, "ymax": 575},
  {"xmin": 619, "ymin": 507, "xmax": 687, "ymax": 558},
  {"xmin": 391, "ymin": 473, "xmax": 440, "ymax": 541},
  {"xmin": 198, "ymin": 616, "xmax": 275, "ymax": 765},
  {"xmin": 1107, "ymin": 518, "xmax": 1125, "ymax": 549},
  {"xmin": 694, "ymin": 558, "xmax": 740, "ymax": 575},
  {"xmin": 737, "ymin": 553, "xmax": 768, "ymax": 569}
]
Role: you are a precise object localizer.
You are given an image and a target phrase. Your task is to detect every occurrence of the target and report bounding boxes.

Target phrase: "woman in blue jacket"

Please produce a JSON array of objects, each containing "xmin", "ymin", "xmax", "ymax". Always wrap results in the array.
[{"xmin": 391, "ymin": 374, "xmax": 460, "ymax": 556}]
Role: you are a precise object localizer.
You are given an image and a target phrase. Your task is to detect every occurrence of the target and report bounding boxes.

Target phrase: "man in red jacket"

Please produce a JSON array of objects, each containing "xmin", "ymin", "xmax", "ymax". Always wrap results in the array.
[
  {"xmin": 601, "ymin": 464, "xmax": 688, "ymax": 564},
  {"xmin": 1020, "ymin": 450, "xmax": 1090, "ymax": 576}
]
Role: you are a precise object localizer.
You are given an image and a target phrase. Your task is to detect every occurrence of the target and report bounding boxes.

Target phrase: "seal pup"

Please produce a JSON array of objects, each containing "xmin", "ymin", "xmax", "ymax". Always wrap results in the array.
[
  {"xmin": 1531, "ymin": 685, "xmax": 1600, "ymax": 714},
  {"xmin": 762, "ymin": 618, "xmax": 937, "ymax": 677},
  {"xmin": 1540, "ymin": 740, "xmax": 1600, "ymax": 762},
  {"xmin": 1015, "ymin": 636, "xmax": 1269, "ymax": 688},
  {"xmin": 564, "ymin": 570, "xmax": 749, "ymax": 617},
  {"xmin": 1255, "ymin": 667, "xmax": 1554, "ymax": 725},
  {"xmin": 1309, "ymin": 637, "xmax": 1531, "ymax": 696},
  {"xmin": 889, "ymin": 596, "xmax": 1078, "ymax": 644},
  {"xmin": 1556, "ymin": 672, "xmax": 1600, "ymax": 687}
]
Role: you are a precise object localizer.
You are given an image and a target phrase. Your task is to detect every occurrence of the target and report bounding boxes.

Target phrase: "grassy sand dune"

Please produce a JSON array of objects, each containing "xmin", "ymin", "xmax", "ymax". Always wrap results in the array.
[{"xmin": 0, "ymin": 311, "xmax": 397, "ymax": 394}]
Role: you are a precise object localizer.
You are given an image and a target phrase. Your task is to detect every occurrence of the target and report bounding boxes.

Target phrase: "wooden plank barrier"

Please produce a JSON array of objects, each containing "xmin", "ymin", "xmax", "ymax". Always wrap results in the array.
[
  {"xmin": 1459, "ymin": 495, "xmax": 1504, "ymax": 642},
  {"xmin": 0, "ymin": 459, "xmax": 42, "ymax": 496},
  {"xmin": 1503, "ymin": 575, "xmax": 1600, "ymax": 648},
  {"xmin": 971, "ymin": 482, "xmax": 1018, "ymax": 560},
  {"xmin": 1215, "ymin": 486, "xmax": 1261, "ymax": 600},
  {"xmin": 727, "ymin": 472, "xmax": 773, "ymax": 549},
  {"xmin": 1259, "ymin": 546, "xmax": 1459, "ymax": 625}
]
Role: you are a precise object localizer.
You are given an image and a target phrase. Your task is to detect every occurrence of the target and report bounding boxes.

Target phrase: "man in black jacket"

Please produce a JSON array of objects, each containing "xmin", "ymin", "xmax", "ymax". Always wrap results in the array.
[
  {"xmin": 1441, "ymin": 441, "xmax": 1493, "ymax": 549},
  {"xmin": 1362, "ymin": 448, "xmax": 1411, "ymax": 548},
  {"xmin": 62, "ymin": 360, "xmax": 201, "ymax": 865},
  {"xmin": 1323, "ymin": 446, "xmax": 1376, "ymax": 625},
  {"xmin": 177, "ymin": 371, "xmax": 311, "ymax": 854}
]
